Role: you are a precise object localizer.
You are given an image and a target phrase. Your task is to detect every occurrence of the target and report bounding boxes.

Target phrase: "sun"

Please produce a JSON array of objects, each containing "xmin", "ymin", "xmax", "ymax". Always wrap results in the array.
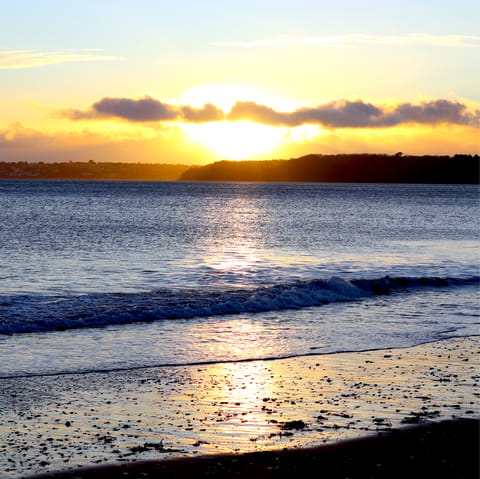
[
  {"xmin": 182, "ymin": 120, "xmax": 282, "ymax": 160},
  {"xmin": 179, "ymin": 84, "xmax": 299, "ymax": 160}
]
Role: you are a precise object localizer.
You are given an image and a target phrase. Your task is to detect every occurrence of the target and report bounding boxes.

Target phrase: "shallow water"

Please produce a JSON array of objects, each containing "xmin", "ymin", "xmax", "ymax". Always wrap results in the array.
[{"xmin": 0, "ymin": 181, "xmax": 479, "ymax": 376}]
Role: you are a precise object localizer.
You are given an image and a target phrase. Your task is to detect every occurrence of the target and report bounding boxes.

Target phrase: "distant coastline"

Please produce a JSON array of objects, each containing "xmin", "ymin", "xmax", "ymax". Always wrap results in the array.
[
  {"xmin": 1, "ymin": 153, "xmax": 479, "ymax": 183},
  {"xmin": 0, "ymin": 161, "xmax": 190, "ymax": 181}
]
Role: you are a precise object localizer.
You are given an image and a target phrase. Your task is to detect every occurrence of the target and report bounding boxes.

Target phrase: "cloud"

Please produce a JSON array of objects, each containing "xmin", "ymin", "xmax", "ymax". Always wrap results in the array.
[
  {"xmin": 93, "ymin": 97, "xmax": 178, "ymax": 122},
  {"xmin": 0, "ymin": 49, "xmax": 122, "ymax": 69},
  {"xmin": 62, "ymin": 96, "xmax": 479, "ymax": 129},
  {"xmin": 62, "ymin": 97, "xmax": 226, "ymax": 123},
  {"xmin": 391, "ymin": 100, "xmax": 474, "ymax": 125},
  {"xmin": 228, "ymin": 99, "xmax": 480, "ymax": 128},
  {"xmin": 213, "ymin": 33, "xmax": 480, "ymax": 49},
  {"xmin": 64, "ymin": 96, "xmax": 180, "ymax": 121},
  {"xmin": 227, "ymin": 101, "xmax": 287, "ymax": 125},
  {"xmin": 180, "ymin": 103, "xmax": 225, "ymax": 122}
]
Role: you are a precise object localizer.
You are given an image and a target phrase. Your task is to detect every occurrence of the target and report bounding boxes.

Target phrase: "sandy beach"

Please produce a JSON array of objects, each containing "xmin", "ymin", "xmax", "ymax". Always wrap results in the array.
[{"xmin": 1, "ymin": 336, "xmax": 479, "ymax": 478}]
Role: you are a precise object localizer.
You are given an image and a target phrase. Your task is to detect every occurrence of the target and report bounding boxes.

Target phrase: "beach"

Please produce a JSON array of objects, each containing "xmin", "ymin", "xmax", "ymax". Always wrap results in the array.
[{"xmin": 2, "ymin": 336, "xmax": 478, "ymax": 478}]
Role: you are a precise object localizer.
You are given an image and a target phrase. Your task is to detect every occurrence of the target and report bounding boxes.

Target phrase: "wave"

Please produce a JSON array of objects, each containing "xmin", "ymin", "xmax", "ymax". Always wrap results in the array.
[{"xmin": 0, "ymin": 275, "xmax": 478, "ymax": 335}]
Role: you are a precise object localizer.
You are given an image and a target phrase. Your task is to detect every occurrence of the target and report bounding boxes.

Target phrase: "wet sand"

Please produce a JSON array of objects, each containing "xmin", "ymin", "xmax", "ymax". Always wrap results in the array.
[
  {"xmin": 1, "ymin": 336, "xmax": 479, "ymax": 478},
  {"xmin": 30, "ymin": 418, "xmax": 480, "ymax": 479}
]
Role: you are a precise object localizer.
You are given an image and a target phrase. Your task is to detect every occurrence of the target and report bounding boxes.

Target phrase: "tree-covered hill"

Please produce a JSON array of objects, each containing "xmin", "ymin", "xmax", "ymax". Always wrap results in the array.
[{"xmin": 180, "ymin": 154, "xmax": 479, "ymax": 184}]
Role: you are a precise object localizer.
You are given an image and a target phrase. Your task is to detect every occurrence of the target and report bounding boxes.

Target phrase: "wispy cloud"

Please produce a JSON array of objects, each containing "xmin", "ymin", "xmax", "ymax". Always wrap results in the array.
[
  {"xmin": 213, "ymin": 33, "xmax": 480, "ymax": 49},
  {"xmin": 62, "ymin": 96, "xmax": 480, "ymax": 129},
  {"xmin": 0, "ymin": 49, "xmax": 122, "ymax": 69}
]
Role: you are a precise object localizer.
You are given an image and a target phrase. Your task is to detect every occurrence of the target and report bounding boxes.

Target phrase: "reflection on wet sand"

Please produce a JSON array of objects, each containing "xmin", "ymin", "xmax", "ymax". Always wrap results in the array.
[{"xmin": 0, "ymin": 337, "xmax": 478, "ymax": 478}]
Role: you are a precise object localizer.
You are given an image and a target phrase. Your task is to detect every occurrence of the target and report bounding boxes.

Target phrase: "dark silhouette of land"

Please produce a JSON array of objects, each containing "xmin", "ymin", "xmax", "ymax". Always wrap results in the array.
[
  {"xmin": 180, "ymin": 153, "xmax": 479, "ymax": 184},
  {"xmin": 0, "ymin": 161, "xmax": 189, "ymax": 181},
  {"xmin": 1, "ymin": 154, "xmax": 478, "ymax": 183}
]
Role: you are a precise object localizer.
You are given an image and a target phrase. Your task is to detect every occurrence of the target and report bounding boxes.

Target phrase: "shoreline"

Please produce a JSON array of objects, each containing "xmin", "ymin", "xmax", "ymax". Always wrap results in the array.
[
  {"xmin": 1, "ymin": 336, "xmax": 479, "ymax": 478},
  {"xmin": 2, "ymin": 333, "xmax": 479, "ymax": 380}
]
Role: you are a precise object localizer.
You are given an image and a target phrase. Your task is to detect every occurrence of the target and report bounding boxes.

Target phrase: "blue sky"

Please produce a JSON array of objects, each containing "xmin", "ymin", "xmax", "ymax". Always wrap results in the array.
[
  {"xmin": 2, "ymin": 1, "xmax": 479, "ymax": 45},
  {"xmin": 1, "ymin": 0, "xmax": 478, "ymax": 98}
]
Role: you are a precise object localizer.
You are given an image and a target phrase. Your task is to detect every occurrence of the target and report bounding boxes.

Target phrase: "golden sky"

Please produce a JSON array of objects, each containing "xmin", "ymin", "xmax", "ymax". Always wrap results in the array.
[{"xmin": 1, "ymin": 1, "xmax": 479, "ymax": 163}]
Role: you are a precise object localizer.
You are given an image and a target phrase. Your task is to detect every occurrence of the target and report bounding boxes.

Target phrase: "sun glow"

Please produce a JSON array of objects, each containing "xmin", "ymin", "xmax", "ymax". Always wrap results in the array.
[
  {"xmin": 182, "ymin": 121, "xmax": 283, "ymax": 160},
  {"xmin": 179, "ymin": 84, "xmax": 302, "ymax": 160}
]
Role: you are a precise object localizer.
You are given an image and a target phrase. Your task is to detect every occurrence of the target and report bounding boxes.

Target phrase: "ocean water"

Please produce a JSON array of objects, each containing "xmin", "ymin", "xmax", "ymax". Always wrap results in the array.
[{"xmin": 0, "ymin": 181, "xmax": 478, "ymax": 377}]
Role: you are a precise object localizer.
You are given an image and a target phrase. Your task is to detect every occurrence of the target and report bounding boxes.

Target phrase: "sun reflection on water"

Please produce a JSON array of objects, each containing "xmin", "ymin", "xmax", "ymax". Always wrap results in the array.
[
  {"xmin": 177, "ymin": 316, "xmax": 290, "ymax": 364},
  {"xmin": 193, "ymin": 192, "xmax": 270, "ymax": 288}
]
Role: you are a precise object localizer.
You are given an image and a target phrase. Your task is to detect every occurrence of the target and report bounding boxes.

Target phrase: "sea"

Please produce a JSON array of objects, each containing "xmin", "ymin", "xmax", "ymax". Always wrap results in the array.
[{"xmin": 0, "ymin": 180, "xmax": 479, "ymax": 378}]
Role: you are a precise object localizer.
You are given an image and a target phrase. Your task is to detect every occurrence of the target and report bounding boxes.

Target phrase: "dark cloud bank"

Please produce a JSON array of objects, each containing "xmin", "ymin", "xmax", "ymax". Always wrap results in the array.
[{"xmin": 63, "ymin": 96, "xmax": 479, "ymax": 128}]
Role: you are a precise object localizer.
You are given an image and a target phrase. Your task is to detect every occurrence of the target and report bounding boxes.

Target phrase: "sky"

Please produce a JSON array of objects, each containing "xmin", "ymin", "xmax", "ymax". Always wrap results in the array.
[{"xmin": 1, "ymin": 0, "xmax": 479, "ymax": 164}]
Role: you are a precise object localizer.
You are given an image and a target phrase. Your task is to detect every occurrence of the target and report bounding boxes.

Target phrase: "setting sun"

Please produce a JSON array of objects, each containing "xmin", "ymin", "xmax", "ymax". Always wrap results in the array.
[
  {"xmin": 182, "ymin": 120, "xmax": 282, "ymax": 160},
  {"xmin": 179, "ymin": 84, "xmax": 299, "ymax": 160}
]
